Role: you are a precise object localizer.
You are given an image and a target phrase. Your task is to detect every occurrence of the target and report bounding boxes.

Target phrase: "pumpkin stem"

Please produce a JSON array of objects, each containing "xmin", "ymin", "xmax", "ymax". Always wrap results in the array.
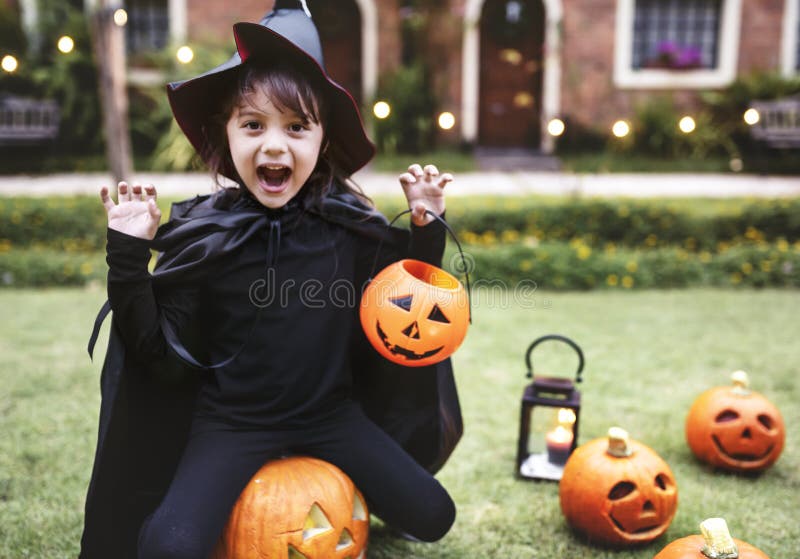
[
  {"xmin": 700, "ymin": 518, "xmax": 739, "ymax": 559},
  {"xmin": 730, "ymin": 370, "xmax": 751, "ymax": 396},
  {"xmin": 606, "ymin": 427, "xmax": 633, "ymax": 457}
]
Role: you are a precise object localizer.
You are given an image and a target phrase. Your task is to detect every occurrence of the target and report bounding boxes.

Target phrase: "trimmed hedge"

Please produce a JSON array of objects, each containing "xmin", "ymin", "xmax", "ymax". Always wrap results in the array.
[
  {"xmin": 443, "ymin": 240, "xmax": 800, "ymax": 290},
  {"xmin": 2, "ymin": 195, "xmax": 799, "ymax": 289}
]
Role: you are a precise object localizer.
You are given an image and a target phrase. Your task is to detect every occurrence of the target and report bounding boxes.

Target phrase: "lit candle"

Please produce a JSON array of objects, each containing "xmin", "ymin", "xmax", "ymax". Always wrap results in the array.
[
  {"xmin": 546, "ymin": 425, "xmax": 573, "ymax": 465},
  {"xmin": 546, "ymin": 408, "xmax": 576, "ymax": 465}
]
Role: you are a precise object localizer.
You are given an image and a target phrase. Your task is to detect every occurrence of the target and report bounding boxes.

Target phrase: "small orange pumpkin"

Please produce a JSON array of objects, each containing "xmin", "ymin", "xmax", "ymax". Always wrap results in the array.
[
  {"xmin": 360, "ymin": 259, "xmax": 469, "ymax": 367},
  {"xmin": 654, "ymin": 517, "xmax": 770, "ymax": 559},
  {"xmin": 559, "ymin": 427, "xmax": 678, "ymax": 547},
  {"xmin": 212, "ymin": 456, "xmax": 369, "ymax": 559},
  {"xmin": 686, "ymin": 371, "xmax": 785, "ymax": 473}
]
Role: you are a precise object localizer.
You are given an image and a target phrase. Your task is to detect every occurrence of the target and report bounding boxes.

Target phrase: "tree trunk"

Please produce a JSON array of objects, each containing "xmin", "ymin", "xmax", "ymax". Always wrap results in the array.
[{"xmin": 91, "ymin": 3, "xmax": 132, "ymax": 195}]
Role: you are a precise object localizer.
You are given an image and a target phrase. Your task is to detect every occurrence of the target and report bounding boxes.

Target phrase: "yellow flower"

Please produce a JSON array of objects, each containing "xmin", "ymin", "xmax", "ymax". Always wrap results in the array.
[
  {"xmin": 776, "ymin": 238, "xmax": 788, "ymax": 252},
  {"xmin": 501, "ymin": 229, "xmax": 520, "ymax": 243},
  {"xmin": 625, "ymin": 260, "xmax": 638, "ymax": 273},
  {"xmin": 606, "ymin": 274, "xmax": 619, "ymax": 286},
  {"xmin": 684, "ymin": 237, "xmax": 697, "ymax": 250},
  {"xmin": 622, "ymin": 275, "xmax": 634, "ymax": 288},
  {"xmin": 480, "ymin": 231, "xmax": 497, "ymax": 245},
  {"xmin": 576, "ymin": 245, "xmax": 592, "ymax": 260},
  {"xmin": 744, "ymin": 226, "xmax": 762, "ymax": 241},
  {"xmin": 0, "ymin": 239, "xmax": 11, "ymax": 253},
  {"xmin": 80, "ymin": 262, "xmax": 94, "ymax": 275},
  {"xmin": 604, "ymin": 242, "xmax": 617, "ymax": 254},
  {"xmin": 760, "ymin": 260, "xmax": 772, "ymax": 272},
  {"xmin": 741, "ymin": 262, "xmax": 753, "ymax": 274},
  {"xmin": 519, "ymin": 259, "xmax": 533, "ymax": 271},
  {"xmin": 730, "ymin": 272, "xmax": 742, "ymax": 285},
  {"xmin": 617, "ymin": 205, "xmax": 630, "ymax": 217},
  {"xmin": 645, "ymin": 234, "xmax": 658, "ymax": 247},
  {"xmin": 699, "ymin": 251, "xmax": 712, "ymax": 263}
]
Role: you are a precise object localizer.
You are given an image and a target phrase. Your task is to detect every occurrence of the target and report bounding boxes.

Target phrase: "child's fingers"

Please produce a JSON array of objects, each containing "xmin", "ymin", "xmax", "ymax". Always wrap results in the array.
[
  {"xmin": 407, "ymin": 163, "xmax": 423, "ymax": 178},
  {"xmin": 144, "ymin": 184, "xmax": 157, "ymax": 202},
  {"xmin": 118, "ymin": 181, "xmax": 131, "ymax": 202},
  {"xmin": 148, "ymin": 199, "xmax": 162, "ymax": 220},
  {"xmin": 423, "ymin": 164, "xmax": 439, "ymax": 181},
  {"xmin": 99, "ymin": 186, "xmax": 116, "ymax": 212},
  {"xmin": 131, "ymin": 183, "xmax": 144, "ymax": 200},
  {"xmin": 438, "ymin": 173, "xmax": 454, "ymax": 189},
  {"xmin": 398, "ymin": 172, "xmax": 417, "ymax": 187}
]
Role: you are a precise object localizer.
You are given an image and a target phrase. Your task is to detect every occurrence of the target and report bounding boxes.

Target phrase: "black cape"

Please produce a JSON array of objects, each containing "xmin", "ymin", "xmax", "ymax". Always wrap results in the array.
[{"xmin": 79, "ymin": 188, "xmax": 463, "ymax": 558}]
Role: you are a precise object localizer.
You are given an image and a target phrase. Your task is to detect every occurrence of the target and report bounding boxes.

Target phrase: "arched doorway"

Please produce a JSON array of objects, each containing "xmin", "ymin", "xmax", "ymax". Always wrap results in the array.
[
  {"xmin": 478, "ymin": 0, "xmax": 545, "ymax": 147},
  {"xmin": 307, "ymin": 0, "xmax": 363, "ymax": 105}
]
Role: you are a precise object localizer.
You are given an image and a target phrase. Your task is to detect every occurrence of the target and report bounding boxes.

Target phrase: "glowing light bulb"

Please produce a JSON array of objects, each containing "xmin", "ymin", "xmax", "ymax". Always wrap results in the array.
[
  {"xmin": 1, "ymin": 55, "xmax": 18, "ymax": 73},
  {"xmin": 176, "ymin": 46, "xmax": 194, "ymax": 64},
  {"xmin": 612, "ymin": 120, "xmax": 630, "ymax": 138},
  {"xmin": 679, "ymin": 116, "xmax": 696, "ymax": 134},
  {"xmin": 743, "ymin": 108, "xmax": 760, "ymax": 126},
  {"xmin": 373, "ymin": 101, "xmax": 391, "ymax": 119},
  {"xmin": 547, "ymin": 118, "xmax": 565, "ymax": 137},
  {"xmin": 113, "ymin": 9, "xmax": 128, "ymax": 27},
  {"xmin": 57, "ymin": 36, "xmax": 75, "ymax": 54},
  {"xmin": 438, "ymin": 111, "xmax": 456, "ymax": 130}
]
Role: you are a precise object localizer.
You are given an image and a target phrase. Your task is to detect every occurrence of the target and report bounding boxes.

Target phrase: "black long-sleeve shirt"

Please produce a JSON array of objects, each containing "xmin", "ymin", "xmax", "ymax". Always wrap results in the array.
[{"xmin": 106, "ymin": 196, "xmax": 446, "ymax": 428}]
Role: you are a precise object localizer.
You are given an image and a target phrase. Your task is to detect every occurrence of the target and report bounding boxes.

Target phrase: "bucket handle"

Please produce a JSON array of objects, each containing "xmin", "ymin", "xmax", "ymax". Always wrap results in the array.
[{"xmin": 368, "ymin": 208, "xmax": 472, "ymax": 323}]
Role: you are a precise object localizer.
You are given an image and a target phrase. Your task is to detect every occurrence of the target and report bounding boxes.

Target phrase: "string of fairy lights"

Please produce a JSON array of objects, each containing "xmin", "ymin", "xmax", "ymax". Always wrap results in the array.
[
  {"xmin": 1, "ymin": 9, "xmax": 765, "ymax": 145},
  {"xmin": 0, "ymin": 7, "xmax": 195, "ymax": 74}
]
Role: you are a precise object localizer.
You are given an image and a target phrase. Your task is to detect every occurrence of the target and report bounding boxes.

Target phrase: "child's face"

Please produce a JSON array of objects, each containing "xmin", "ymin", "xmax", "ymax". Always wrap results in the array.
[{"xmin": 226, "ymin": 87, "xmax": 324, "ymax": 209}]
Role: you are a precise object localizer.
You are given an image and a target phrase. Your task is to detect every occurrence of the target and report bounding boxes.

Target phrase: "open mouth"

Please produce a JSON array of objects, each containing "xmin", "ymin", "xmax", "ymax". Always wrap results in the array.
[
  {"xmin": 711, "ymin": 435, "xmax": 774, "ymax": 462},
  {"xmin": 376, "ymin": 321, "xmax": 443, "ymax": 361},
  {"xmin": 257, "ymin": 165, "xmax": 292, "ymax": 191}
]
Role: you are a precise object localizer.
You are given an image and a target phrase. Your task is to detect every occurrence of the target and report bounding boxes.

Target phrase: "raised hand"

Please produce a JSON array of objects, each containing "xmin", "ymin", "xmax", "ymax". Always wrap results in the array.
[
  {"xmin": 100, "ymin": 182, "xmax": 162, "ymax": 240},
  {"xmin": 398, "ymin": 163, "xmax": 453, "ymax": 226}
]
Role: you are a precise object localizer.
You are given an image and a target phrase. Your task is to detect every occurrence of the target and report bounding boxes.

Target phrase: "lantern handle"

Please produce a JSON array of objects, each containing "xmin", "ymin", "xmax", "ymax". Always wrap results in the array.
[
  {"xmin": 524, "ymin": 334, "xmax": 584, "ymax": 382},
  {"xmin": 368, "ymin": 208, "xmax": 472, "ymax": 323}
]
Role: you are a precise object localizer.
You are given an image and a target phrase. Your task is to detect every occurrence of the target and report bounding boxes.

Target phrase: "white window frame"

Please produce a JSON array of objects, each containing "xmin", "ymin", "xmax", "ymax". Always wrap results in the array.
[
  {"xmin": 614, "ymin": 0, "xmax": 742, "ymax": 89},
  {"xmin": 781, "ymin": 0, "xmax": 799, "ymax": 76}
]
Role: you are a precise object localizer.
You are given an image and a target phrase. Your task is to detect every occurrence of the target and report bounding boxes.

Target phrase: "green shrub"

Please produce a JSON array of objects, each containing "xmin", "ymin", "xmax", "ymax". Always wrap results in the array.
[{"xmin": 0, "ymin": 249, "xmax": 105, "ymax": 287}]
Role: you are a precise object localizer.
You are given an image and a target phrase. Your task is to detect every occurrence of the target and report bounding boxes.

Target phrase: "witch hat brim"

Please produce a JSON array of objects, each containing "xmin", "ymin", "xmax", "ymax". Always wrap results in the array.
[{"xmin": 166, "ymin": 6, "xmax": 375, "ymax": 179}]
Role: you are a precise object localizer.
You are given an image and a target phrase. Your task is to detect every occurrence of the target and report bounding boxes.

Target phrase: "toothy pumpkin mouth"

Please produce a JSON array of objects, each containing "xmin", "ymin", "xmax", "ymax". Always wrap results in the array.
[
  {"xmin": 711, "ymin": 435, "xmax": 774, "ymax": 462},
  {"xmin": 376, "ymin": 321, "xmax": 443, "ymax": 361}
]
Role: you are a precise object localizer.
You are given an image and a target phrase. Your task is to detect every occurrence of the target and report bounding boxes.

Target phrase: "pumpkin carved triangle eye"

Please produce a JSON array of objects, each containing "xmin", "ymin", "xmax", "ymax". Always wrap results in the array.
[
  {"xmin": 302, "ymin": 503, "xmax": 333, "ymax": 540},
  {"xmin": 336, "ymin": 528, "xmax": 354, "ymax": 551},
  {"xmin": 288, "ymin": 546, "xmax": 308, "ymax": 558},
  {"xmin": 427, "ymin": 304, "xmax": 450, "ymax": 323},
  {"xmin": 352, "ymin": 492, "xmax": 367, "ymax": 520},
  {"xmin": 389, "ymin": 294, "xmax": 413, "ymax": 311}
]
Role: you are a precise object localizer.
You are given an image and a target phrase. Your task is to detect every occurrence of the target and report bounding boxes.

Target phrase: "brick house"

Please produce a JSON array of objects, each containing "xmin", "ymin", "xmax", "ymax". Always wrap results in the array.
[{"xmin": 11, "ymin": 0, "xmax": 800, "ymax": 153}]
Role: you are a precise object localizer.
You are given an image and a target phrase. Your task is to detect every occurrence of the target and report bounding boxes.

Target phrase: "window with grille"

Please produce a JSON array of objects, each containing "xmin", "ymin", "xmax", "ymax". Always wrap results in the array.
[
  {"xmin": 125, "ymin": 0, "xmax": 170, "ymax": 53},
  {"xmin": 631, "ymin": 0, "xmax": 722, "ymax": 70}
]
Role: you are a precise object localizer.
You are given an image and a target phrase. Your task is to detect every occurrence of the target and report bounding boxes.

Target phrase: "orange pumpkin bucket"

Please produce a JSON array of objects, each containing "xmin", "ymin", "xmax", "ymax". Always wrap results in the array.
[{"xmin": 360, "ymin": 210, "xmax": 471, "ymax": 367}]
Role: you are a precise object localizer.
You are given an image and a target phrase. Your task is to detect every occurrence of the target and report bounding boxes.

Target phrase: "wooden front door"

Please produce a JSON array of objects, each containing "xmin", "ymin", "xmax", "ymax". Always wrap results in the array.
[
  {"xmin": 478, "ymin": 0, "xmax": 544, "ymax": 147},
  {"xmin": 307, "ymin": 0, "xmax": 363, "ymax": 106}
]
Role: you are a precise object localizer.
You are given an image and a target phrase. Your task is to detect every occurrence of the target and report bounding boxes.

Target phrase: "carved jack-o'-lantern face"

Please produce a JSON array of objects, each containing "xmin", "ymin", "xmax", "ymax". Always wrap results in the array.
[
  {"xmin": 686, "ymin": 371, "xmax": 785, "ymax": 473},
  {"xmin": 559, "ymin": 428, "xmax": 678, "ymax": 547},
  {"xmin": 212, "ymin": 457, "xmax": 369, "ymax": 559},
  {"xmin": 360, "ymin": 259, "xmax": 469, "ymax": 367}
]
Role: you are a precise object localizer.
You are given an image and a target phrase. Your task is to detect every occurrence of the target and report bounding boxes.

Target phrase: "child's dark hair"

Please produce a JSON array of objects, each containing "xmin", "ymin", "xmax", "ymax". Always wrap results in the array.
[{"xmin": 202, "ymin": 60, "xmax": 372, "ymax": 210}]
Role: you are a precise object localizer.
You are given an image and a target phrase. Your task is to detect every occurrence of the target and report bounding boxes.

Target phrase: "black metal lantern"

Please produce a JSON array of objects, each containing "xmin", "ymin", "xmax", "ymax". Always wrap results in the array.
[{"xmin": 516, "ymin": 334, "xmax": 584, "ymax": 481}]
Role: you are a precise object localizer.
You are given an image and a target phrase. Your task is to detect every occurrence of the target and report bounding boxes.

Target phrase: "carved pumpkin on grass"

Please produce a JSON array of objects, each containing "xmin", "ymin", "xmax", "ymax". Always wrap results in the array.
[
  {"xmin": 654, "ymin": 517, "xmax": 770, "ymax": 559},
  {"xmin": 212, "ymin": 456, "xmax": 369, "ymax": 559},
  {"xmin": 360, "ymin": 259, "xmax": 469, "ymax": 367},
  {"xmin": 559, "ymin": 427, "xmax": 678, "ymax": 547},
  {"xmin": 686, "ymin": 371, "xmax": 785, "ymax": 473}
]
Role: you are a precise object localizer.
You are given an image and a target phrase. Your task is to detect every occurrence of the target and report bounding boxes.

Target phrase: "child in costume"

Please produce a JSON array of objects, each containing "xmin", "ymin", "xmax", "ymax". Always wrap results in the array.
[{"xmin": 80, "ymin": 2, "xmax": 462, "ymax": 558}]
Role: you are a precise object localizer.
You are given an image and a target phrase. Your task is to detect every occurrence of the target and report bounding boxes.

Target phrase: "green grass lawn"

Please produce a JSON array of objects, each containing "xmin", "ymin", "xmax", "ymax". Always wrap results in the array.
[{"xmin": 1, "ymin": 288, "xmax": 798, "ymax": 558}]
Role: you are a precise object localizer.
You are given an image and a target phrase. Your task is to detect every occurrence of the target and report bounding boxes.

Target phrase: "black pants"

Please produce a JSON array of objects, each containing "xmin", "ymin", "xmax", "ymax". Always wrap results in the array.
[{"xmin": 137, "ymin": 402, "xmax": 455, "ymax": 559}]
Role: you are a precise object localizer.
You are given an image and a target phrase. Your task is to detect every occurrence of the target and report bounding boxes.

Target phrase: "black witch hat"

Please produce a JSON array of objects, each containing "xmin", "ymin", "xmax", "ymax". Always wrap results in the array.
[{"xmin": 166, "ymin": 0, "xmax": 375, "ymax": 178}]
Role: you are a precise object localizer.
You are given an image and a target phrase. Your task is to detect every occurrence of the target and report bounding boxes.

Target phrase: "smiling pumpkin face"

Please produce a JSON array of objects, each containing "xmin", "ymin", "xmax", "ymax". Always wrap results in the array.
[
  {"xmin": 559, "ymin": 428, "xmax": 678, "ymax": 547},
  {"xmin": 686, "ymin": 372, "xmax": 784, "ymax": 473},
  {"xmin": 360, "ymin": 259, "xmax": 469, "ymax": 367}
]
